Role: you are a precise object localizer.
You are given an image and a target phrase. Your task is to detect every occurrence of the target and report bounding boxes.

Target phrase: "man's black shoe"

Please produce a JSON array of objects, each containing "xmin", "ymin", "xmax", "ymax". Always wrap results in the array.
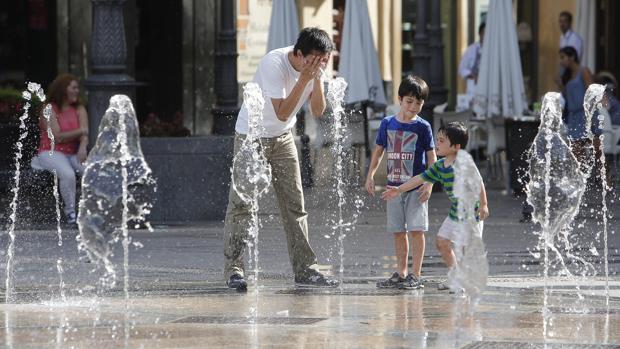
[
  {"xmin": 227, "ymin": 274, "xmax": 247, "ymax": 292},
  {"xmin": 295, "ymin": 269, "xmax": 339, "ymax": 287}
]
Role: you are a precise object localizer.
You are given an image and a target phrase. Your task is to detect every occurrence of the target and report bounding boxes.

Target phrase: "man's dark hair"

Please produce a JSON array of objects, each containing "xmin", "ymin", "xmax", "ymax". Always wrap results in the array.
[
  {"xmin": 293, "ymin": 27, "xmax": 333, "ymax": 56},
  {"xmin": 478, "ymin": 22, "xmax": 486, "ymax": 35},
  {"xmin": 559, "ymin": 11, "xmax": 572, "ymax": 23},
  {"xmin": 398, "ymin": 75, "xmax": 429, "ymax": 100},
  {"xmin": 438, "ymin": 122, "xmax": 468, "ymax": 149}
]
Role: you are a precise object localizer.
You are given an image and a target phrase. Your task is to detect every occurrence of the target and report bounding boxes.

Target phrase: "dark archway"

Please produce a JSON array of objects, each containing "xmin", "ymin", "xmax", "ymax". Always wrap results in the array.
[
  {"xmin": 0, "ymin": 0, "xmax": 57, "ymax": 88},
  {"xmin": 597, "ymin": 0, "xmax": 620, "ymax": 92},
  {"xmin": 134, "ymin": 0, "xmax": 183, "ymax": 126}
]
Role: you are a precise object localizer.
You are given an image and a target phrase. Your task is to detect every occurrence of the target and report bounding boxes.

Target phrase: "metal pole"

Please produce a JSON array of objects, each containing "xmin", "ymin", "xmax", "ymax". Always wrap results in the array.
[
  {"xmin": 85, "ymin": 0, "xmax": 136, "ymax": 146},
  {"xmin": 212, "ymin": 0, "xmax": 239, "ymax": 135},
  {"xmin": 412, "ymin": 0, "xmax": 430, "ymax": 81},
  {"xmin": 429, "ymin": 0, "xmax": 447, "ymax": 105}
]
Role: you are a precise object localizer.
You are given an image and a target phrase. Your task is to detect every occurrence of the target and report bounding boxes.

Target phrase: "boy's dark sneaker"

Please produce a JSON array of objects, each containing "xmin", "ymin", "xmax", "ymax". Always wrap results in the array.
[
  {"xmin": 78, "ymin": 253, "xmax": 91, "ymax": 264},
  {"xmin": 227, "ymin": 274, "xmax": 248, "ymax": 292},
  {"xmin": 398, "ymin": 273, "xmax": 423, "ymax": 290},
  {"xmin": 451, "ymin": 287, "xmax": 465, "ymax": 295},
  {"xmin": 376, "ymin": 272, "xmax": 405, "ymax": 288},
  {"xmin": 295, "ymin": 269, "xmax": 339, "ymax": 287},
  {"xmin": 519, "ymin": 213, "xmax": 532, "ymax": 223},
  {"xmin": 66, "ymin": 212, "xmax": 77, "ymax": 225},
  {"xmin": 437, "ymin": 281, "xmax": 463, "ymax": 294}
]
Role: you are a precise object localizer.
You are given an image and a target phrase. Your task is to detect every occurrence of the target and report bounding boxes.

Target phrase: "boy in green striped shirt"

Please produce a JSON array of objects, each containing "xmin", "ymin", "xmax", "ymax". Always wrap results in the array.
[{"xmin": 382, "ymin": 122, "xmax": 489, "ymax": 290}]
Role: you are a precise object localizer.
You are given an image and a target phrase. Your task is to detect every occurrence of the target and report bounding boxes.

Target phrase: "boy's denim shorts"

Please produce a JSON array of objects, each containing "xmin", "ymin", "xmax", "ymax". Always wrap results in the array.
[{"xmin": 386, "ymin": 189, "xmax": 428, "ymax": 233}]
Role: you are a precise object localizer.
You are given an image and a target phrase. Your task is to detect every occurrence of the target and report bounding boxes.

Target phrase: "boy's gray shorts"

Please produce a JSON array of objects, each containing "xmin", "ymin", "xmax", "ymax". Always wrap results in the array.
[{"xmin": 386, "ymin": 189, "xmax": 429, "ymax": 233}]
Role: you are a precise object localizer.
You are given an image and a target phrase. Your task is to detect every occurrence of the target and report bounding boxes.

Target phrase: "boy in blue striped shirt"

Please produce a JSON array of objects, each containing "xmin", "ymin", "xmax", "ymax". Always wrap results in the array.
[{"xmin": 382, "ymin": 122, "xmax": 489, "ymax": 290}]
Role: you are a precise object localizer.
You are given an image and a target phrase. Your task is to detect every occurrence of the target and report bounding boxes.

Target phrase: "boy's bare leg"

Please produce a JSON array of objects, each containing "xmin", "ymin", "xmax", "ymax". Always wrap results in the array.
[
  {"xmin": 394, "ymin": 232, "xmax": 409, "ymax": 277},
  {"xmin": 409, "ymin": 231, "xmax": 425, "ymax": 277},
  {"xmin": 436, "ymin": 236, "xmax": 456, "ymax": 268}
]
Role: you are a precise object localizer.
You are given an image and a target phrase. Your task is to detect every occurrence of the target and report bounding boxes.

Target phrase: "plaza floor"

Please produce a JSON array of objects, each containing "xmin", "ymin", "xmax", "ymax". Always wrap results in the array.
[
  {"xmin": 1, "ymin": 277, "xmax": 619, "ymax": 348},
  {"xmin": 0, "ymin": 182, "xmax": 619, "ymax": 348}
]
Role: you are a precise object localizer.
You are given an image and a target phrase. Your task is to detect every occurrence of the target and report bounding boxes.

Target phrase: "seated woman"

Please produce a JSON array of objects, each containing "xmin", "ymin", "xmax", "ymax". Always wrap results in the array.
[{"xmin": 31, "ymin": 73, "xmax": 89, "ymax": 224}]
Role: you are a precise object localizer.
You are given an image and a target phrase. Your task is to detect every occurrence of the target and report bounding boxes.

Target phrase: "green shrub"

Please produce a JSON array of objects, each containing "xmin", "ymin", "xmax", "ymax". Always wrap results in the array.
[{"xmin": 0, "ymin": 87, "xmax": 44, "ymax": 124}]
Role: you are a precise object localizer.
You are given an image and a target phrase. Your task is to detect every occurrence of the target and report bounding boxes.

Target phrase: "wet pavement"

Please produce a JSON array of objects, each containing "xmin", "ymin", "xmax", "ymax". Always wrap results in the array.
[
  {"xmin": 0, "ymin": 184, "xmax": 619, "ymax": 348},
  {"xmin": 1, "ymin": 280, "xmax": 619, "ymax": 348}
]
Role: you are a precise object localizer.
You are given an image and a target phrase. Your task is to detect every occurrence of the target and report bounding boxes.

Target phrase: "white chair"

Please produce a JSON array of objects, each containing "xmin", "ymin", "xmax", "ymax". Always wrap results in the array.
[
  {"xmin": 433, "ymin": 102, "xmax": 448, "ymax": 114},
  {"xmin": 432, "ymin": 109, "xmax": 474, "ymax": 142},
  {"xmin": 456, "ymin": 93, "xmax": 473, "ymax": 112},
  {"xmin": 311, "ymin": 109, "xmax": 335, "ymax": 181},
  {"xmin": 486, "ymin": 116, "xmax": 507, "ymax": 179},
  {"xmin": 432, "ymin": 109, "xmax": 489, "ymax": 161},
  {"xmin": 467, "ymin": 119, "xmax": 488, "ymax": 161},
  {"xmin": 311, "ymin": 106, "xmax": 366, "ymax": 186}
]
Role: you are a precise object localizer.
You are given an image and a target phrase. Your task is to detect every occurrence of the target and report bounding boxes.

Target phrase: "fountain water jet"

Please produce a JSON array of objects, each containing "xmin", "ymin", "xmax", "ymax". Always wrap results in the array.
[
  {"xmin": 41, "ymin": 102, "xmax": 67, "ymax": 302},
  {"xmin": 325, "ymin": 77, "xmax": 349, "ymax": 285},
  {"xmin": 525, "ymin": 92, "xmax": 588, "ymax": 336},
  {"xmin": 230, "ymin": 82, "xmax": 271, "ymax": 319},
  {"xmin": 583, "ymin": 84, "xmax": 611, "ymax": 309},
  {"xmin": 77, "ymin": 95, "xmax": 155, "ymax": 290},
  {"xmin": 4, "ymin": 82, "xmax": 53, "ymax": 302},
  {"xmin": 76, "ymin": 95, "xmax": 154, "ymax": 344},
  {"xmin": 450, "ymin": 149, "xmax": 488, "ymax": 302}
]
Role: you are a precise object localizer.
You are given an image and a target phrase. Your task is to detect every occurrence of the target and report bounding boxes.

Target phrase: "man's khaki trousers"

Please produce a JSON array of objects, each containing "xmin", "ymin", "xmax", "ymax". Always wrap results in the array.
[{"xmin": 223, "ymin": 131, "xmax": 318, "ymax": 280}]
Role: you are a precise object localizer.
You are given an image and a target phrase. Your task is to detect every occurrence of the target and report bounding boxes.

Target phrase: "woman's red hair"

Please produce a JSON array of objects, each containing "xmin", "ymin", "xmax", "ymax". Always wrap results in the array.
[{"xmin": 46, "ymin": 73, "xmax": 81, "ymax": 107}]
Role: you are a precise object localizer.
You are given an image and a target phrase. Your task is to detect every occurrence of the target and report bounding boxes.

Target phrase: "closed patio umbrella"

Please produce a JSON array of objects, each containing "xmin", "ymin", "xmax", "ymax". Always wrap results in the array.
[
  {"xmin": 267, "ymin": 0, "xmax": 299, "ymax": 52},
  {"xmin": 576, "ymin": 0, "xmax": 596, "ymax": 72},
  {"xmin": 338, "ymin": 0, "xmax": 387, "ymax": 157},
  {"xmin": 473, "ymin": 0, "xmax": 527, "ymax": 183},
  {"xmin": 473, "ymin": 0, "xmax": 526, "ymax": 119}
]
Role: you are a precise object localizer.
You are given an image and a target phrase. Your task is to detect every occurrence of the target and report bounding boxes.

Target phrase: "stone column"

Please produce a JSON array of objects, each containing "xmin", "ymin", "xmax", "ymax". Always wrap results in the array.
[
  {"xmin": 412, "ymin": 0, "xmax": 430, "ymax": 81},
  {"xmin": 85, "ymin": 0, "xmax": 136, "ymax": 146},
  {"xmin": 428, "ymin": 0, "xmax": 447, "ymax": 105},
  {"xmin": 211, "ymin": 0, "xmax": 238, "ymax": 135}
]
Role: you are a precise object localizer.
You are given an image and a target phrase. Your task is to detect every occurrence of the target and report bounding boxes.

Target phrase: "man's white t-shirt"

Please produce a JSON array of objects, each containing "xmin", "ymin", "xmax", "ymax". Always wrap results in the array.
[
  {"xmin": 559, "ymin": 29, "xmax": 583, "ymax": 61},
  {"xmin": 235, "ymin": 46, "xmax": 316, "ymax": 137},
  {"xmin": 458, "ymin": 42, "xmax": 481, "ymax": 97}
]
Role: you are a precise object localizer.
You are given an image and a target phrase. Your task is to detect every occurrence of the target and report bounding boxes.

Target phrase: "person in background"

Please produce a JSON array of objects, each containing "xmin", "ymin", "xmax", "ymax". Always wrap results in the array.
[
  {"xmin": 595, "ymin": 73, "xmax": 620, "ymax": 126},
  {"xmin": 558, "ymin": 46, "xmax": 600, "ymax": 167},
  {"xmin": 556, "ymin": 11, "xmax": 584, "ymax": 88},
  {"xmin": 30, "ymin": 73, "xmax": 89, "ymax": 225},
  {"xmin": 559, "ymin": 11, "xmax": 583, "ymax": 61},
  {"xmin": 458, "ymin": 22, "xmax": 485, "ymax": 106}
]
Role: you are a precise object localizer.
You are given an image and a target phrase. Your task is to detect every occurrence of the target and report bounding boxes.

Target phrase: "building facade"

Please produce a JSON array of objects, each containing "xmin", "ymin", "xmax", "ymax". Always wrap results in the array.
[{"xmin": 2, "ymin": 0, "xmax": 620, "ymax": 137}]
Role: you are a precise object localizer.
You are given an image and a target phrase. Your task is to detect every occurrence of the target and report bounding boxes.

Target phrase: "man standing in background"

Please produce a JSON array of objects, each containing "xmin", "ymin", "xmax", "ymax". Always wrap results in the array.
[
  {"xmin": 458, "ymin": 23, "xmax": 485, "ymax": 108},
  {"xmin": 559, "ymin": 11, "xmax": 583, "ymax": 61}
]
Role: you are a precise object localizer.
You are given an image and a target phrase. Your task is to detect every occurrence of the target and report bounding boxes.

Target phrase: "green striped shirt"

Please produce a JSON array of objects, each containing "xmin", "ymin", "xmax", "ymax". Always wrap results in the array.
[{"xmin": 421, "ymin": 158, "xmax": 478, "ymax": 221}]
